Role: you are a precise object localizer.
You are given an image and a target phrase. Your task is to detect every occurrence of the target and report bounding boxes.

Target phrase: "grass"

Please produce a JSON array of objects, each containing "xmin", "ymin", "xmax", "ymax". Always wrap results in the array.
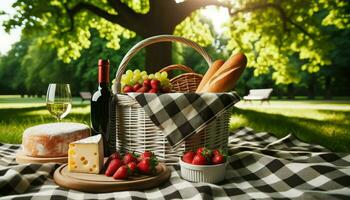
[{"xmin": 0, "ymin": 95, "xmax": 349, "ymax": 152}]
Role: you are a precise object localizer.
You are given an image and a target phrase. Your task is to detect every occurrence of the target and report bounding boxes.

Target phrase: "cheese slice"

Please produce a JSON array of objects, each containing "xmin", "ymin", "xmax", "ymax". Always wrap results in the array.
[{"xmin": 68, "ymin": 134, "xmax": 104, "ymax": 174}]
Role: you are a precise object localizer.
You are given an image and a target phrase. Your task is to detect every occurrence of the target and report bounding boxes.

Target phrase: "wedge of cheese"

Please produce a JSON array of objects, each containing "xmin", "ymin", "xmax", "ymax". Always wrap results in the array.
[{"xmin": 68, "ymin": 134, "xmax": 104, "ymax": 174}]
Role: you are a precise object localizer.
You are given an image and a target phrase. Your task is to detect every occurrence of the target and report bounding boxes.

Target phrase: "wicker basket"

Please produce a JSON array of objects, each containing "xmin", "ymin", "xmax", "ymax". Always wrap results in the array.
[
  {"xmin": 109, "ymin": 35, "xmax": 232, "ymax": 165},
  {"xmin": 159, "ymin": 64, "xmax": 203, "ymax": 92}
]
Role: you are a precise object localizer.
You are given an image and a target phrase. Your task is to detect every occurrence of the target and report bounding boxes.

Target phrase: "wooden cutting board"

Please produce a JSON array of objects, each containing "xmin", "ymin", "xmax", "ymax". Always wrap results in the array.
[
  {"xmin": 54, "ymin": 163, "xmax": 171, "ymax": 193},
  {"xmin": 16, "ymin": 150, "xmax": 68, "ymax": 164}
]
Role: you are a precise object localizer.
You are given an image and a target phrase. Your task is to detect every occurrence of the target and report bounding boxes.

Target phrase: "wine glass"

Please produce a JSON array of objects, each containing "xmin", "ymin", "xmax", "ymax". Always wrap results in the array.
[{"xmin": 46, "ymin": 83, "xmax": 72, "ymax": 121}]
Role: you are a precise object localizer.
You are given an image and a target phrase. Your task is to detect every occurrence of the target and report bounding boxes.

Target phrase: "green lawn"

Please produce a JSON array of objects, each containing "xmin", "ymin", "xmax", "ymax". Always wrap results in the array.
[{"xmin": 1, "ymin": 95, "xmax": 350, "ymax": 152}]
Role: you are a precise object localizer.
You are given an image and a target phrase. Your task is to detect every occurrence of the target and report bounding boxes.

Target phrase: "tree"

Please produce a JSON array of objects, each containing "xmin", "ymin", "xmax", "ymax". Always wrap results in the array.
[{"xmin": 2, "ymin": 0, "xmax": 349, "ymax": 81}]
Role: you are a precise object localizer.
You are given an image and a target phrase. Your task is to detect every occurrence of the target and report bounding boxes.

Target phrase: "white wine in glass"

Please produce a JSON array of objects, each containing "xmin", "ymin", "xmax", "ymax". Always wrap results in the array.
[{"xmin": 46, "ymin": 83, "xmax": 72, "ymax": 121}]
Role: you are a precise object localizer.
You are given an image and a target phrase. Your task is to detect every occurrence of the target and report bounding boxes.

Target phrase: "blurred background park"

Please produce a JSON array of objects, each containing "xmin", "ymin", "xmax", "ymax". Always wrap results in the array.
[{"xmin": 0, "ymin": 0, "xmax": 349, "ymax": 151}]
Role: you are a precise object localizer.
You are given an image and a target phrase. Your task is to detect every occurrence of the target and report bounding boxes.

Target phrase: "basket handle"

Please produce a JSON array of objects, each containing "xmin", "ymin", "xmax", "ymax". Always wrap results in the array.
[
  {"xmin": 113, "ymin": 35, "xmax": 212, "ymax": 94},
  {"xmin": 158, "ymin": 64, "xmax": 195, "ymax": 74}
]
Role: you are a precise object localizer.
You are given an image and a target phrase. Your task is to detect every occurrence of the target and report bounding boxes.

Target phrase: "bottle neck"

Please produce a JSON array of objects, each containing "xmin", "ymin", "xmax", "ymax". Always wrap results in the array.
[{"xmin": 98, "ymin": 65, "xmax": 110, "ymax": 84}]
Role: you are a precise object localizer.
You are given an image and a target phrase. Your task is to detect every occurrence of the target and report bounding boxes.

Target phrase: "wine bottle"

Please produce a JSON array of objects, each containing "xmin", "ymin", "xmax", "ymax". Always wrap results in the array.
[{"xmin": 91, "ymin": 59, "xmax": 111, "ymax": 156}]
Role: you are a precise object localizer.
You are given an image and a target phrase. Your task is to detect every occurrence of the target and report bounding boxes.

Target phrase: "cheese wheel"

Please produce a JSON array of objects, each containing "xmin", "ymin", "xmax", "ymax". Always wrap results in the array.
[{"xmin": 22, "ymin": 122, "xmax": 90, "ymax": 157}]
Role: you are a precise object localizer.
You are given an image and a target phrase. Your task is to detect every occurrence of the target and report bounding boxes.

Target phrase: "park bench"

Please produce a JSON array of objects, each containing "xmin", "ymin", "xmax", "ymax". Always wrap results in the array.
[
  {"xmin": 79, "ymin": 92, "xmax": 92, "ymax": 103},
  {"xmin": 243, "ymin": 88, "xmax": 273, "ymax": 104}
]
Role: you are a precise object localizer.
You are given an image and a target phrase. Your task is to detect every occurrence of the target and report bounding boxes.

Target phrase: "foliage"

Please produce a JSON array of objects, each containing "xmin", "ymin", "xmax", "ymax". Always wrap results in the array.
[
  {"xmin": 2, "ymin": 0, "xmax": 349, "ymax": 85},
  {"xmin": 0, "ymin": 30, "xmax": 144, "ymax": 95},
  {"xmin": 225, "ymin": 0, "xmax": 349, "ymax": 84}
]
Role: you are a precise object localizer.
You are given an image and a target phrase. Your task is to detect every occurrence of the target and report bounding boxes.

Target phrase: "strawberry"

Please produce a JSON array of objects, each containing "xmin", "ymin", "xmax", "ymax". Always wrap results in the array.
[
  {"xmin": 143, "ymin": 79, "xmax": 151, "ymax": 87},
  {"xmin": 192, "ymin": 153, "xmax": 208, "ymax": 165},
  {"xmin": 105, "ymin": 159, "xmax": 122, "ymax": 176},
  {"xmin": 182, "ymin": 151, "xmax": 196, "ymax": 164},
  {"xmin": 212, "ymin": 154, "xmax": 226, "ymax": 165},
  {"xmin": 140, "ymin": 151, "xmax": 154, "ymax": 160},
  {"xmin": 148, "ymin": 88, "xmax": 158, "ymax": 93},
  {"xmin": 123, "ymin": 85, "xmax": 134, "ymax": 93},
  {"xmin": 133, "ymin": 83, "xmax": 142, "ymax": 91},
  {"xmin": 196, "ymin": 147, "xmax": 212, "ymax": 158},
  {"xmin": 137, "ymin": 86, "xmax": 150, "ymax": 93},
  {"xmin": 212, "ymin": 149, "xmax": 221, "ymax": 156},
  {"xmin": 113, "ymin": 165, "xmax": 129, "ymax": 179},
  {"xmin": 137, "ymin": 157, "xmax": 158, "ymax": 175},
  {"xmin": 110, "ymin": 152, "xmax": 121, "ymax": 160},
  {"xmin": 123, "ymin": 152, "xmax": 138, "ymax": 164},
  {"xmin": 127, "ymin": 162, "xmax": 137, "ymax": 175},
  {"xmin": 150, "ymin": 79, "xmax": 160, "ymax": 89}
]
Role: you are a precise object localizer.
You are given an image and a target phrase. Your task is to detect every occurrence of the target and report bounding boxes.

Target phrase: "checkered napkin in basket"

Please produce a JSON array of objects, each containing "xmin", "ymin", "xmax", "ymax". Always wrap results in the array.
[
  {"xmin": 127, "ymin": 92, "xmax": 240, "ymax": 147},
  {"xmin": 1, "ymin": 127, "xmax": 350, "ymax": 199}
]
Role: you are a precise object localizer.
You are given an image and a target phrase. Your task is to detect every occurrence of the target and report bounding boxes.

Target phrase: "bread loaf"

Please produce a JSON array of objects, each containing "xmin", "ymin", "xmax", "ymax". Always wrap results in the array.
[
  {"xmin": 196, "ymin": 60, "xmax": 225, "ymax": 92},
  {"xmin": 22, "ymin": 122, "xmax": 90, "ymax": 157},
  {"xmin": 199, "ymin": 53, "xmax": 247, "ymax": 93}
]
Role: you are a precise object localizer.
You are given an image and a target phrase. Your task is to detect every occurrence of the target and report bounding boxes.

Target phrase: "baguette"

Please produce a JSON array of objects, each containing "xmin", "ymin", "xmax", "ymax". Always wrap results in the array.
[
  {"xmin": 199, "ymin": 53, "xmax": 247, "ymax": 93},
  {"xmin": 196, "ymin": 60, "xmax": 225, "ymax": 92}
]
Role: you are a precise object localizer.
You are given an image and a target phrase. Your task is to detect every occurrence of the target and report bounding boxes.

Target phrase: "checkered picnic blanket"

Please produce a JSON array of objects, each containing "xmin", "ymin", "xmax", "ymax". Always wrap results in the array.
[
  {"xmin": 1, "ymin": 127, "xmax": 350, "ymax": 199},
  {"xmin": 127, "ymin": 92, "xmax": 240, "ymax": 147}
]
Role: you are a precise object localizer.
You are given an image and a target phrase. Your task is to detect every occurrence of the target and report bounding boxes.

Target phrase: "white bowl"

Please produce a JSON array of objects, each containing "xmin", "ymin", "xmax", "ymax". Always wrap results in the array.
[{"xmin": 179, "ymin": 158, "xmax": 227, "ymax": 183}]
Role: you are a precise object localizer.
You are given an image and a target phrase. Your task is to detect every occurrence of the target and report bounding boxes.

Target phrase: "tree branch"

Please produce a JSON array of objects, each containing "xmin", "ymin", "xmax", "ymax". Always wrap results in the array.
[
  {"xmin": 229, "ymin": 3, "xmax": 313, "ymax": 39},
  {"xmin": 64, "ymin": 2, "xmax": 139, "ymax": 33},
  {"xmin": 107, "ymin": 0, "xmax": 139, "ymax": 18}
]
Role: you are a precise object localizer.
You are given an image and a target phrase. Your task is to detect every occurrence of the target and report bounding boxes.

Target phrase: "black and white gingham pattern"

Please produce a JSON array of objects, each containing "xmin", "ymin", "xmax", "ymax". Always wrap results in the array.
[
  {"xmin": 128, "ymin": 92, "xmax": 240, "ymax": 147},
  {"xmin": 1, "ymin": 127, "xmax": 350, "ymax": 199}
]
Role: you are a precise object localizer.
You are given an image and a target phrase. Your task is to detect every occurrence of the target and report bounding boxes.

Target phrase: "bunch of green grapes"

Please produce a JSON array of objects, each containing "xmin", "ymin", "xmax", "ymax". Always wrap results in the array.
[
  {"xmin": 121, "ymin": 69, "xmax": 171, "ymax": 93},
  {"xmin": 121, "ymin": 69, "xmax": 148, "ymax": 89}
]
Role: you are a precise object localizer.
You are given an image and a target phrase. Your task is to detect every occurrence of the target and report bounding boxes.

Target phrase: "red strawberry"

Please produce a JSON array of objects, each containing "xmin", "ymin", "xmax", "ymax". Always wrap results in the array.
[
  {"xmin": 137, "ymin": 86, "xmax": 150, "ymax": 93},
  {"xmin": 110, "ymin": 152, "xmax": 121, "ymax": 160},
  {"xmin": 113, "ymin": 165, "xmax": 129, "ymax": 179},
  {"xmin": 137, "ymin": 158, "xmax": 158, "ymax": 175},
  {"xmin": 143, "ymin": 79, "xmax": 151, "ymax": 87},
  {"xmin": 105, "ymin": 159, "xmax": 122, "ymax": 176},
  {"xmin": 148, "ymin": 88, "xmax": 158, "ymax": 93},
  {"xmin": 212, "ymin": 149, "xmax": 221, "ymax": 156},
  {"xmin": 196, "ymin": 147, "xmax": 212, "ymax": 158},
  {"xmin": 123, "ymin": 85, "xmax": 134, "ymax": 93},
  {"xmin": 123, "ymin": 152, "xmax": 137, "ymax": 164},
  {"xmin": 133, "ymin": 83, "xmax": 142, "ymax": 91},
  {"xmin": 150, "ymin": 79, "xmax": 160, "ymax": 89},
  {"xmin": 182, "ymin": 151, "xmax": 196, "ymax": 164},
  {"xmin": 192, "ymin": 154, "xmax": 208, "ymax": 165},
  {"xmin": 127, "ymin": 162, "xmax": 137, "ymax": 175},
  {"xmin": 196, "ymin": 147, "xmax": 205, "ymax": 154},
  {"xmin": 212, "ymin": 154, "xmax": 225, "ymax": 165},
  {"xmin": 141, "ymin": 151, "xmax": 154, "ymax": 160}
]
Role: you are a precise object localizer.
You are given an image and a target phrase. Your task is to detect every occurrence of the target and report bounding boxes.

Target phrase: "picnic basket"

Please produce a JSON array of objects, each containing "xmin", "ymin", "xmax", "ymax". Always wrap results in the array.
[{"xmin": 109, "ymin": 35, "xmax": 232, "ymax": 165}]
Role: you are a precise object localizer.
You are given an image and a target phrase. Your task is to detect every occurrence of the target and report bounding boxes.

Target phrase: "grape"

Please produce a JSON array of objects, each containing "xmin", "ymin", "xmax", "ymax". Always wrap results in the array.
[
  {"xmin": 134, "ymin": 69, "xmax": 141, "ymax": 74},
  {"xmin": 133, "ymin": 74, "xmax": 141, "ymax": 82},
  {"xmin": 129, "ymin": 80, "xmax": 135, "ymax": 86},
  {"xmin": 161, "ymin": 72, "xmax": 168, "ymax": 79},
  {"xmin": 148, "ymin": 74, "xmax": 155, "ymax": 80},
  {"xmin": 142, "ymin": 75, "xmax": 148, "ymax": 80},
  {"xmin": 141, "ymin": 71, "xmax": 147, "ymax": 76},
  {"xmin": 126, "ymin": 70, "xmax": 133, "ymax": 76},
  {"xmin": 155, "ymin": 72, "xmax": 161, "ymax": 79}
]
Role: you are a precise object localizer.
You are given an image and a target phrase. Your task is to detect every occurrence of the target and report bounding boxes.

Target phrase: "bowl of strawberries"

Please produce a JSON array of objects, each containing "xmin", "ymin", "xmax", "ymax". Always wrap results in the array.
[{"xmin": 179, "ymin": 147, "xmax": 228, "ymax": 183}]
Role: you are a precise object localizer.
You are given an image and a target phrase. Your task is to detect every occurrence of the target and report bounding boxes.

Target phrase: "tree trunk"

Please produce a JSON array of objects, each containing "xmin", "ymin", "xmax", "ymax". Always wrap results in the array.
[
  {"xmin": 308, "ymin": 74, "xmax": 316, "ymax": 99},
  {"xmin": 287, "ymin": 84, "xmax": 295, "ymax": 100},
  {"xmin": 324, "ymin": 75, "xmax": 332, "ymax": 100},
  {"xmin": 145, "ymin": 42, "xmax": 172, "ymax": 73}
]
